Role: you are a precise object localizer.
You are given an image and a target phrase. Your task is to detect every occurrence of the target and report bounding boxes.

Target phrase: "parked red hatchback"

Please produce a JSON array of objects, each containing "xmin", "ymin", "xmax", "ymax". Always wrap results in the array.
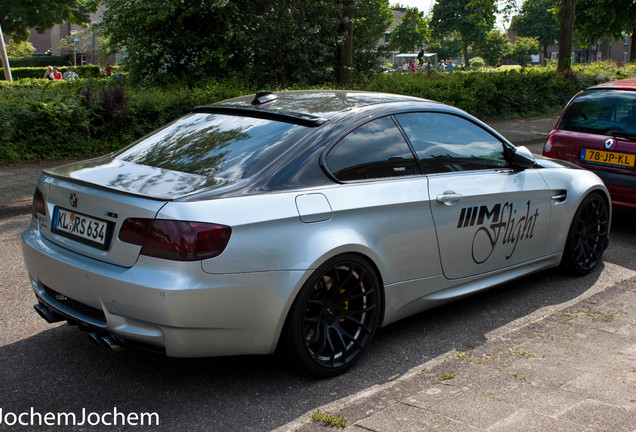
[{"xmin": 543, "ymin": 78, "xmax": 636, "ymax": 210}]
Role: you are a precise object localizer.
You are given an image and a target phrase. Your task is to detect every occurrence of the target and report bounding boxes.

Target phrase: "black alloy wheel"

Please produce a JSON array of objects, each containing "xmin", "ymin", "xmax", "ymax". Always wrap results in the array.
[
  {"xmin": 285, "ymin": 255, "xmax": 382, "ymax": 376},
  {"xmin": 563, "ymin": 192, "xmax": 610, "ymax": 275}
]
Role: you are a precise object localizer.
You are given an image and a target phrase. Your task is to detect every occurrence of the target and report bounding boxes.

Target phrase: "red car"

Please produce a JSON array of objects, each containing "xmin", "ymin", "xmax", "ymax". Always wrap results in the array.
[{"xmin": 543, "ymin": 78, "xmax": 636, "ymax": 210}]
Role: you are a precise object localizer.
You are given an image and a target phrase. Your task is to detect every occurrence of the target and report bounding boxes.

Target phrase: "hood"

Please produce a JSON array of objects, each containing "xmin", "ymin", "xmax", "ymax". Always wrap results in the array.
[{"xmin": 533, "ymin": 154, "xmax": 581, "ymax": 170}]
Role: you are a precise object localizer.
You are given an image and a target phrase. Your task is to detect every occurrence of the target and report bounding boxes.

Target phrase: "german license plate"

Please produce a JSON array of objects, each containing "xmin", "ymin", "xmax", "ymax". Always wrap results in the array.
[
  {"xmin": 51, "ymin": 207, "xmax": 112, "ymax": 250},
  {"xmin": 580, "ymin": 148, "xmax": 636, "ymax": 169}
]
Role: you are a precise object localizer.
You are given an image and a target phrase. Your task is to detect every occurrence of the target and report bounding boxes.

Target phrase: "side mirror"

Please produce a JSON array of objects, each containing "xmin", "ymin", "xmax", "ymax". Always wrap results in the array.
[{"xmin": 510, "ymin": 146, "xmax": 536, "ymax": 169}]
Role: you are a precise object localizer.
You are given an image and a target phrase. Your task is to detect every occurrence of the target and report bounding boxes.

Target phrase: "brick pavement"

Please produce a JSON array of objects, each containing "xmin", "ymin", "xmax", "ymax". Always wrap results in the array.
[{"xmin": 279, "ymin": 280, "xmax": 636, "ymax": 431}]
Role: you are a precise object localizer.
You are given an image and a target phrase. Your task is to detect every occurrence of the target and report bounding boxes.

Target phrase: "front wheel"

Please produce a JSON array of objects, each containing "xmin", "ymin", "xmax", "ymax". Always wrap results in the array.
[
  {"xmin": 284, "ymin": 255, "xmax": 382, "ymax": 377},
  {"xmin": 562, "ymin": 192, "xmax": 610, "ymax": 275}
]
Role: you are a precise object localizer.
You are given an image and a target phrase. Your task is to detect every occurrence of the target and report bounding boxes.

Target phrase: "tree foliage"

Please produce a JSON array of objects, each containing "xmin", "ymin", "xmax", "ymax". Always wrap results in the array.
[
  {"xmin": 353, "ymin": 0, "xmax": 394, "ymax": 73},
  {"xmin": 426, "ymin": 35, "xmax": 464, "ymax": 61},
  {"xmin": 354, "ymin": 0, "xmax": 394, "ymax": 51},
  {"xmin": 98, "ymin": 0, "xmax": 392, "ymax": 87},
  {"xmin": 0, "ymin": 0, "xmax": 96, "ymax": 42},
  {"xmin": 574, "ymin": 0, "xmax": 636, "ymax": 61},
  {"xmin": 99, "ymin": 0, "xmax": 249, "ymax": 85},
  {"xmin": 247, "ymin": 1, "xmax": 343, "ymax": 86},
  {"xmin": 510, "ymin": 0, "xmax": 559, "ymax": 60},
  {"xmin": 5, "ymin": 40, "xmax": 35, "ymax": 57},
  {"xmin": 508, "ymin": 36, "xmax": 541, "ymax": 66},
  {"xmin": 430, "ymin": 0, "xmax": 498, "ymax": 66},
  {"xmin": 389, "ymin": 7, "xmax": 430, "ymax": 53},
  {"xmin": 478, "ymin": 30, "xmax": 510, "ymax": 66}
]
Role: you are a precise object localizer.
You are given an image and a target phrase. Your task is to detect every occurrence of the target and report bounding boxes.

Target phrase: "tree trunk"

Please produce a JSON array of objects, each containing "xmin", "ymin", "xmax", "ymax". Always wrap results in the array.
[
  {"xmin": 557, "ymin": 0, "xmax": 576, "ymax": 72},
  {"xmin": 0, "ymin": 24, "xmax": 13, "ymax": 82},
  {"xmin": 631, "ymin": 29, "xmax": 636, "ymax": 62},
  {"xmin": 337, "ymin": 0, "xmax": 355, "ymax": 87},
  {"xmin": 463, "ymin": 42, "xmax": 469, "ymax": 69}
]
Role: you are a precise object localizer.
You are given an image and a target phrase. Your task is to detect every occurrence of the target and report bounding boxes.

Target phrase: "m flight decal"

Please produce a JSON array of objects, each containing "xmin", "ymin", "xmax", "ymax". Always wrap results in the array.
[{"xmin": 457, "ymin": 201, "xmax": 539, "ymax": 264}]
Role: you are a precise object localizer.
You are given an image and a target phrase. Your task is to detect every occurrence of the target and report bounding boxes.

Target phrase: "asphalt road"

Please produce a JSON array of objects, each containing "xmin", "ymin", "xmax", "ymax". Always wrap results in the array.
[{"xmin": 1, "ymin": 211, "xmax": 635, "ymax": 431}]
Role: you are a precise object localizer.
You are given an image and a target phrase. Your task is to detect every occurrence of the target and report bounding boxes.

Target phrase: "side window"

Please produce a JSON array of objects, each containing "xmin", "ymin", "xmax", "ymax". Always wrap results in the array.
[
  {"xmin": 394, "ymin": 112, "xmax": 509, "ymax": 173},
  {"xmin": 326, "ymin": 117, "xmax": 419, "ymax": 181}
]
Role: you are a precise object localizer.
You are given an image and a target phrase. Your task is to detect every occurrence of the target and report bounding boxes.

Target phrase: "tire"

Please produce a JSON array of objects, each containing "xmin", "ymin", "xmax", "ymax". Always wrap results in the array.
[
  {"xmin": 562, "ymin": 192, "xmax": 610, "ymax": 275},
  {"xmin": 284, "ymin": 254, "xmax": 382, "ymax": 377}
]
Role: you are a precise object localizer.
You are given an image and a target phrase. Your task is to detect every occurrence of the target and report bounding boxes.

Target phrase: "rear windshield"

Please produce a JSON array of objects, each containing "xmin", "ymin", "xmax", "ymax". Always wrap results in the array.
[
  {"xmin": 561, "ymin": 90, "xmax": 636, "ymax": 137},
  {"xmin": 116, "ymin": 113, "xmax": 305, "ymax": 179}
]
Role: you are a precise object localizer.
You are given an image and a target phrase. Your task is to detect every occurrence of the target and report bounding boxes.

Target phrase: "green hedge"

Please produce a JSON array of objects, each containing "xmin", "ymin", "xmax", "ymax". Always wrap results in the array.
[
  {"xmin": 1, "ymin": 62, "xmax": 635, "ymax": 164},
  {"xmin": 0, "ymin": 66, "xmax": 101, "ymax": 80},
  {"xmin": 0, "ymin": 78, "xmax": 253, "ymax": 163},
  {"xmin": 364, "ymin": 68, "xmax": 579, "ymax": 119},
  {"xmin": 8, "ymin": 55, "xmax": 70, "ymax": 67}
]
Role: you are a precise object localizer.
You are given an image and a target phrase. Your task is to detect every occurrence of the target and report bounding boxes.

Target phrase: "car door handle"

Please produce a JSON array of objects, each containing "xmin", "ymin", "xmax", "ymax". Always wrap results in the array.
[{"xmin": 436, "ymin": 191, "xmax": 463, "ymax": 205}]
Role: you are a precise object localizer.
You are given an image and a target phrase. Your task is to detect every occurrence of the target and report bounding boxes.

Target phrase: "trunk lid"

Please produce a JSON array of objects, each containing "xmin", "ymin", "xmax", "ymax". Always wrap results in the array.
[{"xmin": 35, "ymin": 157, "xmax": 210, "ymax": 267}]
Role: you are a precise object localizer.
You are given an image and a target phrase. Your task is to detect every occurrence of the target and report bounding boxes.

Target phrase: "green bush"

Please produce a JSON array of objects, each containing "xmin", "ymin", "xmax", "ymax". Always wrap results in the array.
[
  {"xmin": 8, "ymin": 55, "xmax": 70, "ymax": 67},
  {"xmin": 364, "ymin": 68, "xmax": 578, "ymax": 118},
  {"xmin": 1, "ymin": 62, "xmax": 636, "ymax": 164},
  {"xmin": 0, "ymin": 66, "xmax": 102, "ymax": 80},
  {"xmin": 469, "ymin": 57, "xmax": 486, "ymax": 69},
  {"xmin": 0, "ymin": 78, "xmax": 253, "ymax": 163}
]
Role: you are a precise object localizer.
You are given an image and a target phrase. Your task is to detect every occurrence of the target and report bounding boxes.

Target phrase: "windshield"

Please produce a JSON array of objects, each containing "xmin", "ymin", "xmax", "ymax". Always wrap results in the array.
[
  {"xmin": 116, "ymin": 113, "xmax": 305, "ymax": 179},
  {"xmin": 561, "ymin": 90, "xmax": 636, "ymax": 137}
]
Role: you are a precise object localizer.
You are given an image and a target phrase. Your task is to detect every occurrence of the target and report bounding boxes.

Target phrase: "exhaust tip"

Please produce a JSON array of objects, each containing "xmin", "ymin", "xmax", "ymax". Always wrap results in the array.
[
  {"xmin": 87, "ymin": 332, "xmax": 102, "ymax": 348},
  {"xmin": 99, "ymin": 335, "xmax": 124, "ymax": 353},
  {"xmin": 34, "ymin": 303, "xmax": 64, "ymax": 324}
]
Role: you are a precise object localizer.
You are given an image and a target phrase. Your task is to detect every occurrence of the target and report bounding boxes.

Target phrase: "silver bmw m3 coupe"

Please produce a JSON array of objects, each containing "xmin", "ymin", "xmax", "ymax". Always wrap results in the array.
[{"xmin": 22, "ymin": 90, "xmax": 610, "ymax": 376}]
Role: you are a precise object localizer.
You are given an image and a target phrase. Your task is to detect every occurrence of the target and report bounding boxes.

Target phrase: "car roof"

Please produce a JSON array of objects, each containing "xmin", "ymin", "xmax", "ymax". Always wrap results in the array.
[
  {"xmin": 586, "ymin": 78, "xmax": 636, "ymax": 91},
  {"xmin": 200, "ymin": 90, "xmax": 438, "ymax": 123}
]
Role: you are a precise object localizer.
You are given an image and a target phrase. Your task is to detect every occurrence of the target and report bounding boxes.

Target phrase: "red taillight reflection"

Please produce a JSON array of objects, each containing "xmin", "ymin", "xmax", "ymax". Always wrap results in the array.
[
  {"xmin": 119, "ymin": 218, "xmax": 231, "ymax": 261},
  {"xmin": 32, "ymin": 188, "xmax": 46, "ymax": 218}
]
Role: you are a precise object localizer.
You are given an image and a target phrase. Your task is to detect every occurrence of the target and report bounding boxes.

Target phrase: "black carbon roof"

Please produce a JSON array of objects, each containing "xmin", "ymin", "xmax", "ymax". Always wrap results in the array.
[{"xmin": 205, "ymin": 90, "xmax": 429, "ymax": 120}]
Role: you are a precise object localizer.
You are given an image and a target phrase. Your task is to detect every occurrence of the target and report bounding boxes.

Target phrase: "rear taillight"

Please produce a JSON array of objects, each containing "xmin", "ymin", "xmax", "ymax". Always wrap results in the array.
[
  {"xmin": 543, "ymin": 132, "xmax": 556, "ymax": 158},
  {"xmin": 32, "ymin": 188, "xmax": 46, "ymax": 218},
  {"xmin": 119, "ymin": 218, "xmax": 231, "ymax": 261}
]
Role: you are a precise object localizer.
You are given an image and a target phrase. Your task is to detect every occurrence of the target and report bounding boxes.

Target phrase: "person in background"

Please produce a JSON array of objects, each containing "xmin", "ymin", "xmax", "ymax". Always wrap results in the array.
[
  {"xmin": 43, "ymin": 66, "xmax": 54, "ymax": 80},
  {"xmin": 63, "ymin": 68, "xmax": 79, "ymax": 80},
  {"xmin": 52, "ymin": 66, "xmax": 63, "ymax": 80},
  {"xmin": 417, "ymin": 49, "xmax": 424, "ymax": 67}
]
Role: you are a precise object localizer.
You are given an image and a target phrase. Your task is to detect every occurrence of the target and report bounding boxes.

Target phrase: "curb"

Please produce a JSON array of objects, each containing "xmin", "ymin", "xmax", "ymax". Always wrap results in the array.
[{"xmin": 279, "ymin": 276, "xmax": 636, "ymax": 431}]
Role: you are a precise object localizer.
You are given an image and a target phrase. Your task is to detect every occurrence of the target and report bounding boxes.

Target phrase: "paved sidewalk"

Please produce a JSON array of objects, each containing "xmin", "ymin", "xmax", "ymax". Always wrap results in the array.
[
  {"xmin": 0, "ymin": 116, "xmax": 558, "ymax": 220},
  {"xmin": 0, "ymin": 159, "xmax": 75, "ymax": 219},
  {"xmin": 280, "ymin": 279, "xmax": 636, "ymax": 431}
]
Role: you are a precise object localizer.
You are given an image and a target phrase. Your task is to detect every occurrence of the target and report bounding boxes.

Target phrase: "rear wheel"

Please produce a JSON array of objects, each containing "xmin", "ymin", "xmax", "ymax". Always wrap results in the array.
[
  {"xmin": 562, "ymin": 193, "xmax": 609, "ymax": 275},
  {"xmin": 284, "ymin": 255, "xmax": 382, "ymax": 377}
]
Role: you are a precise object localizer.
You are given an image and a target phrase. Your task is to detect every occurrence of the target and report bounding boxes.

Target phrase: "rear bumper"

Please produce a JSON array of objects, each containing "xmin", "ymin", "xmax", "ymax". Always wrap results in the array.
[
  {"xmin": 591, "ymin": 169, "xmax": 636, "ymax": 210},
  {"xmin": 21, "ymin": 221, "xmax": 308, "ymax": 357}
]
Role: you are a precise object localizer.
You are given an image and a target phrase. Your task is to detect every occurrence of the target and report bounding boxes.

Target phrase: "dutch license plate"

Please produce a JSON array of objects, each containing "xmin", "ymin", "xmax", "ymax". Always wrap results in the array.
[
  {"xmin": 580, "ymin": 148, "xmax": 636, "ymax": 169},
  {"xmin": 51, "ymin": 207, "xmax": 111, "ymax": 250}
]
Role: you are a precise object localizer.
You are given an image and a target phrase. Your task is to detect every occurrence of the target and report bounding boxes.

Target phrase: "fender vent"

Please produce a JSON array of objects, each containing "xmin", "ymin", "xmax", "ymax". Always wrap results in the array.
[{"xmin": 551, "ymin": 190, "xmax": 567, "ymax": 203}]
